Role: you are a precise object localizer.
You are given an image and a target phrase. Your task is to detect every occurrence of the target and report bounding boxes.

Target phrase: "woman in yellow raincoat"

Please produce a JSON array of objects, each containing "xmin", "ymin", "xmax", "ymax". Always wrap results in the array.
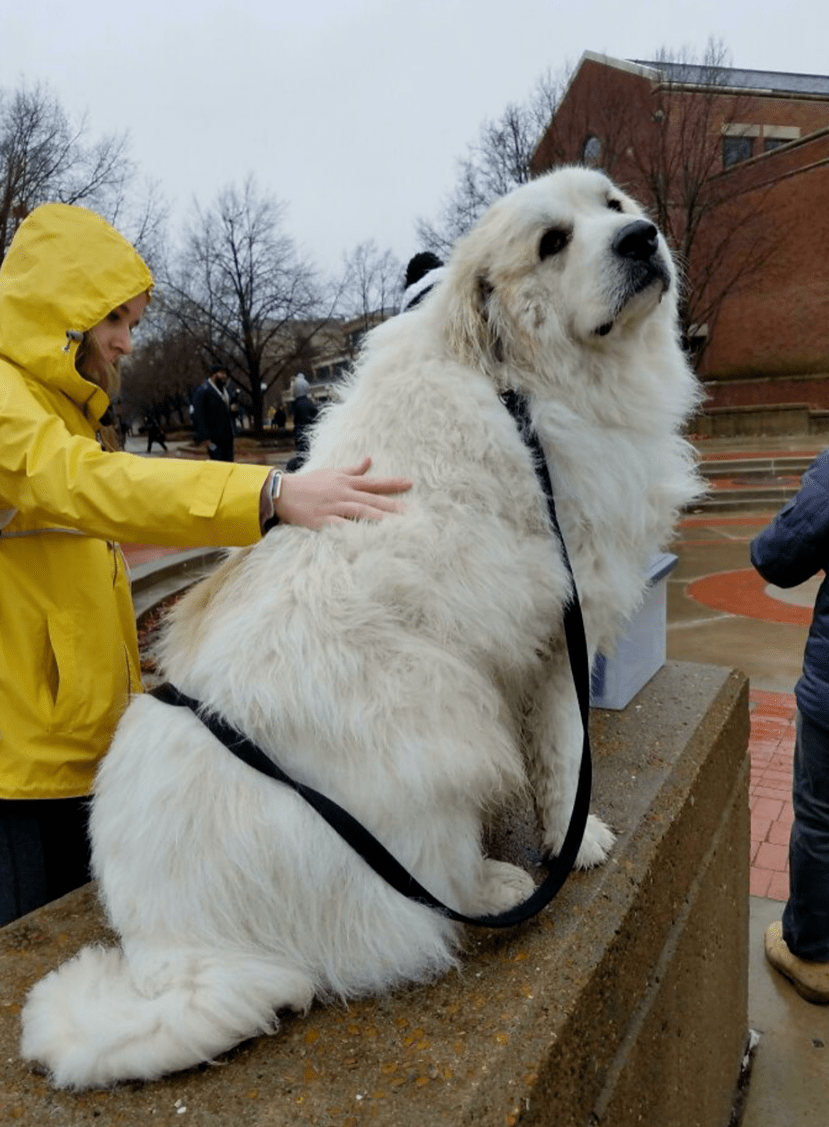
[{"xmin": 0, "ymin": 203, "xmax": 410, "ymax": 925}]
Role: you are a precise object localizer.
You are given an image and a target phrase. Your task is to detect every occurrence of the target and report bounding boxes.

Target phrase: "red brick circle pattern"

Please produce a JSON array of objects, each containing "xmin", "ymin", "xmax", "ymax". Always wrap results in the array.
[{"xmin": 686, "ymin": 568, "xmax": 812, "ymax": 626}]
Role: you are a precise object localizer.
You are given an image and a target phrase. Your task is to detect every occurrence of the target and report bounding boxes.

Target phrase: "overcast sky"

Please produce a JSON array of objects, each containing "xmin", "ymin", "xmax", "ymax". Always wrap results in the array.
[{"xmin": 3, "ymin": 0, "xmax": 826, "ymax": 279}]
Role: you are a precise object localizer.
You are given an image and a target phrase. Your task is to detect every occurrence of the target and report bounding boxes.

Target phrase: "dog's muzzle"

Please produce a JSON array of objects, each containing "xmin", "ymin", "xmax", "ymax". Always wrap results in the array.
[
  {"xmin": 613, "ymin": 219, "xmax": 671, "ymax": 298},
  {"xmin": 595, "ymin": 220, "xmax": 671, "ymax": 337}
]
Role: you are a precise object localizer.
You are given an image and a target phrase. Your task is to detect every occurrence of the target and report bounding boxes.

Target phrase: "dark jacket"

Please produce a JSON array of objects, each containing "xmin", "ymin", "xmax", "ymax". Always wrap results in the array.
[
  {"xmin": 751, "ymin": 450, "xmax": 829, "ymax": 727},
  {"xmin": 292, "ymin": 394, "xmax": 319, "ymax": 453},
  {"xmin": 192, "ymin": 379, "xmax": 234, "ymax": 461}
]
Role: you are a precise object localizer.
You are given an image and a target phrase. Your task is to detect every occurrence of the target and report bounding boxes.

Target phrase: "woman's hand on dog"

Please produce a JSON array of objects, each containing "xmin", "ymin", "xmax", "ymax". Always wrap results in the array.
[{"xmin": 276, "ymin": 456, "xmax": 412, "ymax": 529}]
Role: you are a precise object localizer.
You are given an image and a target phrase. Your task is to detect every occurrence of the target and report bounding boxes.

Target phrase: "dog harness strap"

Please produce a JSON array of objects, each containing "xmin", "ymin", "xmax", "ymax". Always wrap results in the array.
[
  {"xmin": 150, "ymin": 677, "xmax": 586, "ymax": 928},
  {"xmin": 499, "ymin": 389, "xmax": 593, "ymax": 893},
  {"xmin": 148, "ymin": 392, "xmax": 592, "ymax": 929},
  {"xmin": 149, "ymin": 681, "xmax": 519, "ymax": 927}
]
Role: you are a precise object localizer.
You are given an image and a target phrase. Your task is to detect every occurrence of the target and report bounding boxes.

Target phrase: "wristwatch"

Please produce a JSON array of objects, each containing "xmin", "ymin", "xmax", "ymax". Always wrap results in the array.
[{"xmin": 262, "ymin": 470, "xmax": 283, "ymax": 533}]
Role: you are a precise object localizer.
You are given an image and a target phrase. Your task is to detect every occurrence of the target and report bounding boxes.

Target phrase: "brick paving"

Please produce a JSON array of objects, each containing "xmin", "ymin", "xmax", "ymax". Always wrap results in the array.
[
  {"xmin": 682, "ymin": 452, "xmax": 812, "ymax": 903},
  {"xmin": 688, "ymin": 567, "xmax": 812, "ymax": 626},
  {"xmin": 749, "ymin": 688, "xmax": 795, "ymax": 901}
]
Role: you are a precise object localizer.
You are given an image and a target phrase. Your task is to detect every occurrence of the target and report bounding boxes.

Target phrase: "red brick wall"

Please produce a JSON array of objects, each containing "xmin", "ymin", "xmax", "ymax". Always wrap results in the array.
[
  {"xmin": 700, "ymin": 132, "xmax": 829, "ymax": 379},
  {"xmin": 702, "ymin": 375, "xmax": 829, "ymax": 410}
]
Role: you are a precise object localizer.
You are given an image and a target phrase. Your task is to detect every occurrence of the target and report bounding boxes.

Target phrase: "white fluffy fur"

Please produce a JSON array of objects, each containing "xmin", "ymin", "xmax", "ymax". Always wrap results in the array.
[{"xmin": 21, "ymin": 167, "xmax": 702, "ymax": 1088}]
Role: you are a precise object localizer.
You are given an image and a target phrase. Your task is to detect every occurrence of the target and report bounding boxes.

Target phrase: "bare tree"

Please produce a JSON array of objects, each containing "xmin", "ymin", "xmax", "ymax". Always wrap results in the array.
[
  {"xmin": 120, "ymin": 325, "xmax": 205, "ymax": 433},
  {"xmin": 416, "ymin": 68, "xmax": 565, "ymax": 255},
  {"xmin": 623, "ymin": 39, "xmax": 781, "ymax": 360},
  {"xmin": 0, "ymin": 80, "xmax": 138, "ymax": 263},
  {"xmin": 340, "ymin": 239, "xmax": 402, "ymax": 328},
  {"xmin": 162, "ymin": 177, "xmax": 333, "ymax": 433},
  {"xmin": 109, "ymin": 177, "xmax": 170, "ymax": 277}
]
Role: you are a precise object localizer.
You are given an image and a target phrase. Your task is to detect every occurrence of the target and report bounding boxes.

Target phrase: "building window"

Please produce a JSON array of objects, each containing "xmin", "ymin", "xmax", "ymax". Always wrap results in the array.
[
  {"xmin": 582, "ymin": 135, "xmax": 602, "ymax": 165},
  {"xmin": 723, "ymin": 135, "xmax": 754, "ymax": 169},
  {"xmin": 763, "ymin": 137, "xmax": 787, "ymax": 153}
]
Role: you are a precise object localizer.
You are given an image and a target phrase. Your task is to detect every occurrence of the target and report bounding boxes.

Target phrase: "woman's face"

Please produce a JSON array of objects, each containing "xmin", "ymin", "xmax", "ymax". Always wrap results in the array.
[{"xmin": 88, "ymin": 292, "xmax": 149, "ymax": 366}]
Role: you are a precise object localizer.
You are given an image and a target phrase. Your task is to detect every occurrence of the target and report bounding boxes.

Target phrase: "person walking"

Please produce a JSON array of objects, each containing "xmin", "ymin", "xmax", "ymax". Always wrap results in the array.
[
  {"xmin": 291, "ymin": 374, "xmax": 318, "ymax": 454},
  {"xmin": 192, "ymin": 364, "xmax": 235, "ymax": 461},
  {"xmin": 145, "ymin": 411, "xmax": 167, "ymax": 453},
  {"xmin": 751, "ymin": 452, "xmax": 829, "ymax": 1003},
  {"xmin": 0, "ymin": 202, "xmax": 412, "ymax": 926},
  {"xmin": 286, "ymin": 373, "xmax": 319, "ymax": 471}
]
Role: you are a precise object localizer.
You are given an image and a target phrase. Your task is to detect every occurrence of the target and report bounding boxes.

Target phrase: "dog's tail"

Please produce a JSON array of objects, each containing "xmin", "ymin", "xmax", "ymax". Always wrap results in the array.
[{"xmin": 20, "ymin": 943, "xmax": 314, "ymax": 1089}]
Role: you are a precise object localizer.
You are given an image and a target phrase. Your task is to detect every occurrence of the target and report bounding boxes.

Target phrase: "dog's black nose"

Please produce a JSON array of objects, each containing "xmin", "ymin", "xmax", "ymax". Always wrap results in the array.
[{"xmin": 612, "ymin": 220, "xmax": 659, "ymax": 262}]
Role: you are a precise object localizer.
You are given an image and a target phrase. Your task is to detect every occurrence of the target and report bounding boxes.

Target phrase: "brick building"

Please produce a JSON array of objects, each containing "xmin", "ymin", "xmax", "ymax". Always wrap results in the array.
[{"xmin": 532, "ymin": 53, "xmax": 829, "ymax": 414}]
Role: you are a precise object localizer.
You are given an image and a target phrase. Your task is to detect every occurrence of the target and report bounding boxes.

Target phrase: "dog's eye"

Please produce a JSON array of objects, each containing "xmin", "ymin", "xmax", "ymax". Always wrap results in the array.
[
  {"xmin": 539, "ymin": 228, "xmax": 570, "ymax": 259},
  {"xmin": 607, "ymin": 198, "xmax": 624, "ymax": 213}
]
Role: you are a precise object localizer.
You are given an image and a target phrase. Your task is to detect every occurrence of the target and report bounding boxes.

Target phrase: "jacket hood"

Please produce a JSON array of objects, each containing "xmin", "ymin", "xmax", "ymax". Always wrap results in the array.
[{"xmin": 0, "ymin": 203, "xmax": 153, "ymax": 419}]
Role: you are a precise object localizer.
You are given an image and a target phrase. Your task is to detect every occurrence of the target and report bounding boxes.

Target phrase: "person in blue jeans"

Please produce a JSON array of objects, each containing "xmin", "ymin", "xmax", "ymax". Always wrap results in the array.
[{"xmin": 751, "ymin": 450, "xmax": 829, "ymax": 1004}]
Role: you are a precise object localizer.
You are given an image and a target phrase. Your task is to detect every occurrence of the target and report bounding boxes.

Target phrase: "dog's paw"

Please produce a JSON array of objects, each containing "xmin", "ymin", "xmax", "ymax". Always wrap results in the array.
[
  {"xmin": 477, "ymin": 859, "xmax": 536, "ymax": 913},
  {"xmin": 575, "ymin": 814, "xmax": 615, "ymax": 869},
  {"xmin": 544, "ymin": 813, "xmax": 615, "ymax": 870}
]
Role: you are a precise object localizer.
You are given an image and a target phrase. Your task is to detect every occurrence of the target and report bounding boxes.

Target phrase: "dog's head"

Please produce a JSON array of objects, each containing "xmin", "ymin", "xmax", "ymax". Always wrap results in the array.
[{"xmin": 442, "ymin": 166, "xmax": 678, "ymax": 377}]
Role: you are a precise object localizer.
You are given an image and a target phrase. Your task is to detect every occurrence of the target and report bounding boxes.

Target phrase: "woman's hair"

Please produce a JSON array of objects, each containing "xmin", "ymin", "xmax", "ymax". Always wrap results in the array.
[
  {"xmin": 74, "ymin": 332, "xmax": 123, "ymax": 451},
  {"xmin": 74, "ymin": 330, "xmax": 121, "ymax": 401}
]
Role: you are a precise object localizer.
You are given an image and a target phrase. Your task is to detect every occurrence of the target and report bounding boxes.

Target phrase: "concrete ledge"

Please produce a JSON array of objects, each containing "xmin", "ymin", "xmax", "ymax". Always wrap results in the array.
[
  {"xmin": 0, "ymin": 661, "xmax": 749, "ymax": 1126},
  {"xmin": 130, "ymin": 548, "xmax": 225, "ymax": 622}
]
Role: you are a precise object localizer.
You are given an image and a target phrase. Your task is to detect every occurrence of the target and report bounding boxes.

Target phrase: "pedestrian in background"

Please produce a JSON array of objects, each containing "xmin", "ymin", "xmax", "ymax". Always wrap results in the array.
[
  {"xmin": 145, "ymin": 411, "xmax": 167, "ymax": 453},
  {"xmin": 286, "ymin": 373, "xmax": 318, "ymax": 472},
  {"xmin": 399, "ymin": 251, "xmax": 445, "ymax": 313},
  {"xmin": 751, "ymin": 452, "xmax": 829, "ymax": 1003},
  {"xmin": 192, "ymin": 364, "xmax": 235, "ymax": 461}
]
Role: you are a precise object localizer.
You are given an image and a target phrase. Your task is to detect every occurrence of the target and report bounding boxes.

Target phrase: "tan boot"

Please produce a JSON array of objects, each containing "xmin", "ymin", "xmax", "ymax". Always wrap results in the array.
[{"xmin": 764, "ymin": 921, "xmax": 829, "ymax": 1004}]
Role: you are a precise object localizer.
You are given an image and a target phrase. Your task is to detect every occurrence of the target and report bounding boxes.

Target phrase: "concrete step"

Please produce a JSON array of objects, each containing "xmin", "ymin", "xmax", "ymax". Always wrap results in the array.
[
  {"xmin": 691, "ymin": 455, "xmax": 807, "ymax": 512},
  {"xmin": 699, "ymin": 455, "xmax": 811, "ymax": 480},
  {"xmin": 692, "ymin": 486, "xmax": 794, "ymax": 513}
]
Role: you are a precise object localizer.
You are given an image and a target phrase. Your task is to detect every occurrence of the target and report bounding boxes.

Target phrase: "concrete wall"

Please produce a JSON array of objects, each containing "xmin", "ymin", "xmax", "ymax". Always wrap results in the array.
[{"xmin": 0, "ymin": 661, "xmax": 749, "ymax": 1127}]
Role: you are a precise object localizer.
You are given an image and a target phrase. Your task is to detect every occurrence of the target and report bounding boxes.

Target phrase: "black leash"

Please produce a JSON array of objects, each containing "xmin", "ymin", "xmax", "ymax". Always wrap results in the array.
[{"xmin": 149, "ymin": 392, "xmax": 592, "ymax": 928}]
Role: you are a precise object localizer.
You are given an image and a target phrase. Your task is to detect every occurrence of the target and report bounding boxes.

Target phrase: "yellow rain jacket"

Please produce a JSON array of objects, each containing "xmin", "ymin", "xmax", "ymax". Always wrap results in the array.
[{"xmin": 0, "ymin": 204, "xmax": 271, "ymax": 800}]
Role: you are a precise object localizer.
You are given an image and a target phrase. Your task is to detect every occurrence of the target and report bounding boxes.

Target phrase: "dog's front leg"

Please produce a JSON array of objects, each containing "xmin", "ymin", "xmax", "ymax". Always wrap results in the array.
[{"xmin": 524, "ymin": 654, "xmax": 615, "ymax": 868}]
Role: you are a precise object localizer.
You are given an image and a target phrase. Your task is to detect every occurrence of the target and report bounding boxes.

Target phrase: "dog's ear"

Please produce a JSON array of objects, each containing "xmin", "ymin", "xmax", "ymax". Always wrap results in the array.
[{"xmin": 444, "ymin": 263, "xmax": 503, "ymax": 371}]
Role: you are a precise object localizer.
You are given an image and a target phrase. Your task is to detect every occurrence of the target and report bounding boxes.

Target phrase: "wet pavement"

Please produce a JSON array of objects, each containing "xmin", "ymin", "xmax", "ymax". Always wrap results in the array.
[{"xmin": 669, "ymin": 436, "xmax": 829, "ymax": 1126}]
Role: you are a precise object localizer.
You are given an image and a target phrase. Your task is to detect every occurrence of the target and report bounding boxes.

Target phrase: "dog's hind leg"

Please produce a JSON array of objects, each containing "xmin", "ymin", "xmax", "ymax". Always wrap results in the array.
[
  {"xmin": 20, "ymin": 943, "xmax": 315, "ymax": 1089},
  {"xmin": 525, "ymin": 659, "xmax": 615, "ymax": 869}
]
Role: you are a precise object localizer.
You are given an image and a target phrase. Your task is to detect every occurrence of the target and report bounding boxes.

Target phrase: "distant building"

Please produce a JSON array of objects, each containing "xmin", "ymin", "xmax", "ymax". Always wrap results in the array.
[
  {"xmin": 302, "ymin": 311, "xmax": 392, "ymax": 402},
  {"xmin": 533, "ymin": 52, "xmax": 829, "ymax": 414},
  {"xmin": 259, "ymin": 310, "xmax": 394, "ymax": 418}
]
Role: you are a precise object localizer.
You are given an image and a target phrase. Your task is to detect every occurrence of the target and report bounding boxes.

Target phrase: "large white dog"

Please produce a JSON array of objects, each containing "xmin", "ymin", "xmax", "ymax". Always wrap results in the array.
[{"xmin": 21, "ymin": 167, "xmax": 702, "ymax": 1088}]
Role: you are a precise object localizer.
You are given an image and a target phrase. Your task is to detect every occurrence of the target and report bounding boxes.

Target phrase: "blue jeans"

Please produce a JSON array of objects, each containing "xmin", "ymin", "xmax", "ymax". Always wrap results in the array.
[{"xmin": 783, "ymin": 710, "xmax": 829, "ymax": 961}]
